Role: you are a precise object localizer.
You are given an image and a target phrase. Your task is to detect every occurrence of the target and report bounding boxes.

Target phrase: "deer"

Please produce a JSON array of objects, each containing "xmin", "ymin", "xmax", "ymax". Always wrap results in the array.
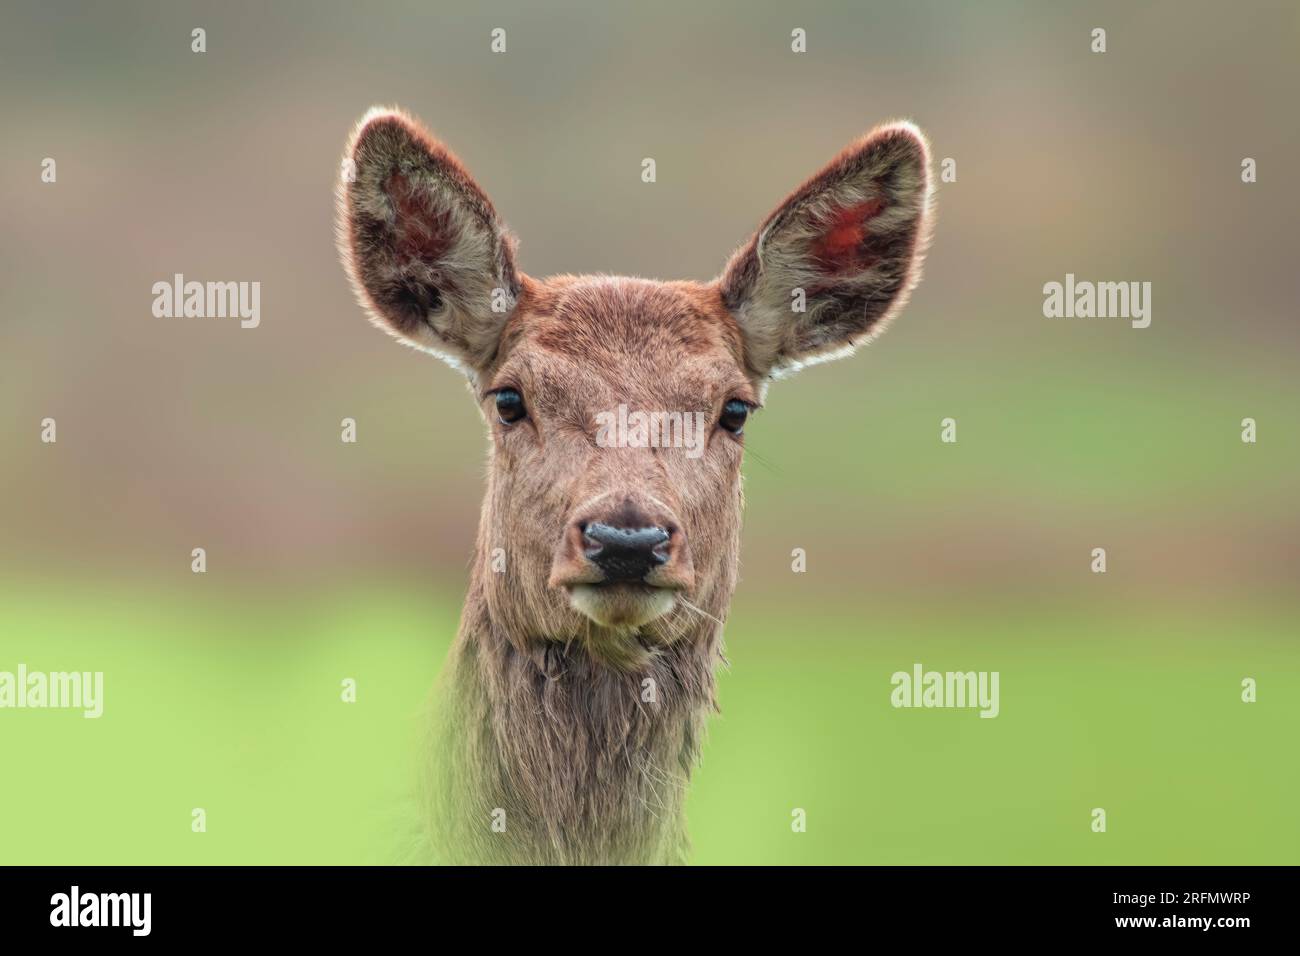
[{"xmin": 336, "ymin": 107, "xmax": 934, "ymax": 864}]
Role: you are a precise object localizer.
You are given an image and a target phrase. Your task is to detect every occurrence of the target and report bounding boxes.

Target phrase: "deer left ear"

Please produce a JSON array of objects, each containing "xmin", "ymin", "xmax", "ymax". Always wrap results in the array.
[
  {"xmin": 336, "ymin": 107, "xmax": 520, "ymax": 376},
  {"xmin": 718, "ymin": 122, "xmax": 934, "ymax": 378}
]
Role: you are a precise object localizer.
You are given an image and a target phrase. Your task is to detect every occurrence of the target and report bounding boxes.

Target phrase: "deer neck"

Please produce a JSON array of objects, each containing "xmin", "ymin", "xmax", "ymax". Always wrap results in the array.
[{"xmin": 429, "ymin": 565, "xmax": 722, "ymax": 865}]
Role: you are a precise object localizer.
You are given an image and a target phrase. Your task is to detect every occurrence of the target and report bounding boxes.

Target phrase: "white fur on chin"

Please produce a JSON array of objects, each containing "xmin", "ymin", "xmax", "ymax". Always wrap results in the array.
[{"xmin": 569, "ymin": 584, "xmax": 677, "ymax": 630}]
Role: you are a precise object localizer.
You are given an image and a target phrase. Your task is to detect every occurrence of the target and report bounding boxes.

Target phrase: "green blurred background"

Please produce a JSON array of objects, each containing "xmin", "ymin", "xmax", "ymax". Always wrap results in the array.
[{"xmin": 1, "ymin": 0, "xmax": 1296, "ymax": 864}]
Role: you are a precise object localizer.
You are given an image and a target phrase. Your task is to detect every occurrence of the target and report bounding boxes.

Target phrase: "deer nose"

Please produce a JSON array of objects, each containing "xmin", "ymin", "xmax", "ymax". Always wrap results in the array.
[{"xmin": 581, "ymin": 523, "xmax": 670, "ymax": 583}]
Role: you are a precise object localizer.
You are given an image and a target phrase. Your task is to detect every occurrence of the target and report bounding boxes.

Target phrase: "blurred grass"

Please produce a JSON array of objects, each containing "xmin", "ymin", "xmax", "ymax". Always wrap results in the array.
[
  {"xmin": 692, "ymin": 595, "xmax": 1299, "ymax": 865},
  {"xmin": 746, "ymin": 344, "xmax": 1300, "ymax": 507},
  {"xmin": 0, "ymin": 581, "xmax": 451, "ymax": 865},
  {"xmin": 2, "ymin": 581, "xmax": 1294, "ymax": 864}
]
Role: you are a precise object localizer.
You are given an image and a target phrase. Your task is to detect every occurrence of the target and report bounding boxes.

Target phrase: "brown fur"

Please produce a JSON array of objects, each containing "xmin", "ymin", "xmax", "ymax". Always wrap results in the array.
[
  {"xmin": 720, "ymin": 123, "xmax": 934, "ymax": 378},
  {"xmin": 336, "ymin": 107, "xmax": 934, "ymax": 864}
]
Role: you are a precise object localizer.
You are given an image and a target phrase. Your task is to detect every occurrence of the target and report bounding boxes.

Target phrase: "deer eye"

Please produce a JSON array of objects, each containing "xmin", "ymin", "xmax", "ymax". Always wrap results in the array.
[
  {"xmin": 494, "ymin": 388, "xmax": 527, "ymax": 425},
  {"xmin": 719, "ymin": 399, "xmax": 751, "ymax": 435}
]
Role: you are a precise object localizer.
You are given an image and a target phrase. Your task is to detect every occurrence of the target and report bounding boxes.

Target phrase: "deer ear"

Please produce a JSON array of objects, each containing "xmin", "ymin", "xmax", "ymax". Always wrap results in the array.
[
  {"xmin": 718, "ymin": 122, "xmax": 933, "ymax": 378},
  {"xmin": 336, "ymin": 107, "xmax": 520, "ymax": 374}
]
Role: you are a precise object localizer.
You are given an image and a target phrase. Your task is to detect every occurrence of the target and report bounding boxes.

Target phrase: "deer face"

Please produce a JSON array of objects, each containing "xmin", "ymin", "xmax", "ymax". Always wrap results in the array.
[{"xmin": 338, "ymin": 108, "xmax": 932, "ymax": 668}]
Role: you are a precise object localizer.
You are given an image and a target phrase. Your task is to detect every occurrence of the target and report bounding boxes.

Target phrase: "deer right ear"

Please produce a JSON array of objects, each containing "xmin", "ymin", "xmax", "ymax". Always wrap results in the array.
[
  {"xmin": 718, "ymin": 122, "xmax": 933, "ymax": 379},
  {"xmin": 336, "ymin": 107, "xmax": 520, "ymax": 375}
]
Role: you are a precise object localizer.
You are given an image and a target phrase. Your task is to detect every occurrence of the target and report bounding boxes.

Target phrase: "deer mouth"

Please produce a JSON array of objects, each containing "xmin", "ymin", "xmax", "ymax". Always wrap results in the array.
[{"xmin": 566, "ymin": 582, "xmax": 677, "ymax": 629}]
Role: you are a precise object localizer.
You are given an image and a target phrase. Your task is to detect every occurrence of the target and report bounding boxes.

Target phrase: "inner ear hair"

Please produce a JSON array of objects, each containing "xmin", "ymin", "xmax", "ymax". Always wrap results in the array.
[
  {"xmin": 336, "ymin": 107, "xmax": 520, "ymax": 374},
  {"xmin": 719, "ymin": 122, "xmax": 934, "ymax": 377}
]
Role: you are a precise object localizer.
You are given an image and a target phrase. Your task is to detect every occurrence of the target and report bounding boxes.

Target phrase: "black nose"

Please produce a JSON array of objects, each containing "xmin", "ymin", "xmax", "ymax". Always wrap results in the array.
[{"xmin": 582, "ymin": 523, "xmax": 670, "ymax": 582}]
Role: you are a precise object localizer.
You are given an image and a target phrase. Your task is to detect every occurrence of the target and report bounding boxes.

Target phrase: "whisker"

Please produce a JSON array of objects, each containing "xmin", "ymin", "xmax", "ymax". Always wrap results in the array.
[
  {"xmin": 743, "ymin": 443, "xmax": 782, "ymax": 475},
  {"xmin": 677, "ymin": 597, "xmax": 725, "ymax": 628}
]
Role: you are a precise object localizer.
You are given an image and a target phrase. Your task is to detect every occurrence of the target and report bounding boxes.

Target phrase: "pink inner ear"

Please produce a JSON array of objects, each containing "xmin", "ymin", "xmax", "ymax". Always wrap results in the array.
[
  {"xmin": 385, "ymin": 171, "xmax": 452, "ymax": 263},
  {"xmin": 810, "ymin": 198, "xmax": 884, "ymax": 275}
]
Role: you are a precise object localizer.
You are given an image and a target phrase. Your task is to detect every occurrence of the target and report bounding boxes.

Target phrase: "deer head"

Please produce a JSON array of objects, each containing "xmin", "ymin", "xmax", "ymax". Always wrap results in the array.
[{"xmin": 337, "ymin": 107, "xmax": 932, "ymax": 671}]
